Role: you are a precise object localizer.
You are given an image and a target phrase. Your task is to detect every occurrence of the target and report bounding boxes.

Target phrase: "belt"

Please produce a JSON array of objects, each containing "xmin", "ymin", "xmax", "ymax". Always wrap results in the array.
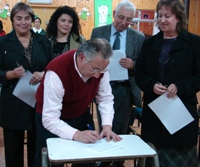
[{"xmin": 110, "ymin": 80, "xmax": 129, "ymax": 86}]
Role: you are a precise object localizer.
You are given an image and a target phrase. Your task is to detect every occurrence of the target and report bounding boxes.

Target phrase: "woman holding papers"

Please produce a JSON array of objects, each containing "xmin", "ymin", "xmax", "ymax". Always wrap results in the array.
[
  {"xmin": 135, "ymin": 0, "xmax": 200, "ymax": 166},
  {"xmin": 0, "ymin": 2, "xmax": 54, "ymax": 167}
]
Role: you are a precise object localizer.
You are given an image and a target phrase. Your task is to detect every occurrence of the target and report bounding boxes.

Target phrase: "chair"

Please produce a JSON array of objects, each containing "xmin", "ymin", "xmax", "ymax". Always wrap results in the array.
[{"xmin": 128, "ymin": 107, "xmax": 142, "ymax": 135}]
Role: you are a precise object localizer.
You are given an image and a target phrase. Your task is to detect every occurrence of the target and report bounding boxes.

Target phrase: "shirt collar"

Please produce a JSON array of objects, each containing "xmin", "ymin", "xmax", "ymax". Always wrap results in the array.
[
  {"xmin": 73, "ymin": 52, "xmax": 89, "ymax": 83},
  {"xmin": 111, "ymin": 24, "xmax": 127, "ymax": 37}
]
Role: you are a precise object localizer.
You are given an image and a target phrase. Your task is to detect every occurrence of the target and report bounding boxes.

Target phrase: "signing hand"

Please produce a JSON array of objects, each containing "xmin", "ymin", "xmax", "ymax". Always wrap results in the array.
[
  {"xmin": 73, "ymin": 130, "xmax": 100, "ymax": 143},
  {"xmin": 100, "ymin": 125, "xmax": 122, "ymax": 142},
  {"xmin": 6, "ymin": 66, "xmax": 25, "ymax": 80},
  {"xmin": 119, "ymin": 58, "xmax": 134, "ymax": 69}
]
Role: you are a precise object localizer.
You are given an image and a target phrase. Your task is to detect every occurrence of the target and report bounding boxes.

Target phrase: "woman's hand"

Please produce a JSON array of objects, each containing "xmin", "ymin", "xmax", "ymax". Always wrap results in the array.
[
  {"xmin": 153, "ymin": 83, "xmax": 167, "ymax": 95},
  {"xmin": 166, "ymin": 84, "xmax": 177, "ymax": 98},
  {"xmin": 29, "ymin": 71, "xmax": 44, "ymax": 85},
  {"xmin": 6, "ymin": 66, "xmax": 25, "ymax": 80}
]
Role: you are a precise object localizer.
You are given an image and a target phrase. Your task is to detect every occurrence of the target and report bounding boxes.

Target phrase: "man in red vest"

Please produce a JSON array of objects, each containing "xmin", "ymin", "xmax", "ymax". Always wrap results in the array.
[{"xmin": 34, "ymin": 38, "xmax": 122, "ymax": 167}]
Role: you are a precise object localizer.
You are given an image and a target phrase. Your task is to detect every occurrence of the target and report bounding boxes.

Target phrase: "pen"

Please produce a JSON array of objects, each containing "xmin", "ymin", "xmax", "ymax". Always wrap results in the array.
[
  {"xmin": 16, "ymin": 61, "xmax": 20, "ymax": 67},
  {"xmin": 87, "ymin": 124, "xmax": 94, "ymax": 130}
]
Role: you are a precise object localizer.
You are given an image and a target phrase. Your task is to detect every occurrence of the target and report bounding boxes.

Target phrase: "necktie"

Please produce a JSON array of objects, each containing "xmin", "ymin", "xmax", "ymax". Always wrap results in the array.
[{"xmin": 113, "ymin": 31, "xmax": 120, "ymax": 50}]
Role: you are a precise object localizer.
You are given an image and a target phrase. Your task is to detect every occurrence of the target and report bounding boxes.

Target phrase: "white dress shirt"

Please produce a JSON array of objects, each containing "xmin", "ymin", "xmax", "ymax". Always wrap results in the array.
[{"xmin": 110, "ymin": 24, "xmax": 127, "ymax": 52}]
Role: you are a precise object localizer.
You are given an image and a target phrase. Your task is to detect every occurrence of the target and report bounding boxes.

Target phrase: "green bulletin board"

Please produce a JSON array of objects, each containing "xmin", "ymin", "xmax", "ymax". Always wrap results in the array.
[{"xmin": 94, "ymin": 0, "xmax": 113, "ymax": 27}]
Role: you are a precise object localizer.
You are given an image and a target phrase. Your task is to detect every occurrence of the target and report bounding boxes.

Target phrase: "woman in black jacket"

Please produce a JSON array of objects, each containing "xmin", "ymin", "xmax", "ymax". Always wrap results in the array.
[
  {"xmin": 135, "ymin": 0, "xmax": 200, "ymax": 166},
  {"xmin": 0, "ymin": 2, "xmax": 54, "ymax": 167}
]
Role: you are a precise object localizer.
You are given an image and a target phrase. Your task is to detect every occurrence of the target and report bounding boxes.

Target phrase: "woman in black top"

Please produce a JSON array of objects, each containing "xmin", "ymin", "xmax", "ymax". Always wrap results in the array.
[{"xmin": 46, "ymin": 6, "xmax": 85, "ymax": 57}]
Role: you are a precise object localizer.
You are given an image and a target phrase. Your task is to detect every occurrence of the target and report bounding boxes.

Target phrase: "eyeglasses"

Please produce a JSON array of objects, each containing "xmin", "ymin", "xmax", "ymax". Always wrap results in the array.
[
  {"xmin": 87, "ymin": 61, "xmax": 108, "ymax": 74},
  {"xmin": 117, "ymin": 14, "xmax": 133, "ymax": 23}
]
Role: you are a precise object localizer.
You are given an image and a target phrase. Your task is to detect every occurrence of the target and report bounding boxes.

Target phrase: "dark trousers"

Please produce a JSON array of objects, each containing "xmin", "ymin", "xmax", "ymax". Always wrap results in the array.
[
  {"xmin": 3, "ymin": 128, "xmax": 36, "ymax": 167},
  {"xmin": 34, "ymin": 110, "xmax": 95, "ymax": 167},
  {"xmin": 97, "ymin": 81, "xmax": 133, "ymax": 134}
]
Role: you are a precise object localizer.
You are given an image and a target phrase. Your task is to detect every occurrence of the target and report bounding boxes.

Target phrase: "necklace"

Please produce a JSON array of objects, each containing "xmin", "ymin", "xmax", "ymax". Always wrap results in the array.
[{"xmin": 159, "ymin": 38, "xmax": 176, "ymax": 65}]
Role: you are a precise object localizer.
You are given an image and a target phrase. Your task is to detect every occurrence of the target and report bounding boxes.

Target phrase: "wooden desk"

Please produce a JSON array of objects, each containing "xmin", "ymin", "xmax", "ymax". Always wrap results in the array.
[{"xmin": 42, "ymin": 135, "xmax": 157, "ymax": 167}]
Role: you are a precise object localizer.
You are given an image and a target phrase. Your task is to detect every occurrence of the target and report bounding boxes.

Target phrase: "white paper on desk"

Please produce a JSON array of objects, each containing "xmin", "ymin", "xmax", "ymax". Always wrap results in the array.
[
  {"xmin": 13, "ymin": 70, "xmax": 39, "ymax": 108},
  {"xmin": 108, "ymin": 50, "xmax": 128, "ymax": 81},
  {"xmin": 85, "ymin": 138, "xmax": 123, "ymax": 155},
  {"xmin": 148, "ymin": 92, "xmax": 194, "ymax": 134}
]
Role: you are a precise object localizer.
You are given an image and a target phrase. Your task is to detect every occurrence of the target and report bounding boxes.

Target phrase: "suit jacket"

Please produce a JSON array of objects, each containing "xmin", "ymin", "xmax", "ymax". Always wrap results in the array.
[
  {"xmin": 135, "ymin": 30, "xmax": 200, "ymax": 148},
  {"xmin": 91, "ymin": 24, "xmax": 145, "ymax": 107},
  {"xmin": 0, "ymin": 30, "xmax": 54, "ymax": 130}
]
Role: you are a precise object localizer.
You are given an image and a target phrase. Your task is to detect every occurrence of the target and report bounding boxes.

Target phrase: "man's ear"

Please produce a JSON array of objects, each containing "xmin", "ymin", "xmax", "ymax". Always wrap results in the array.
[
  {"xmin": 79, "ymin": 53, "xmax": 85, "ymax": 62},
  {"xmin": 113, "ymin": 10, "xmax": 116, "ymax": 17}
]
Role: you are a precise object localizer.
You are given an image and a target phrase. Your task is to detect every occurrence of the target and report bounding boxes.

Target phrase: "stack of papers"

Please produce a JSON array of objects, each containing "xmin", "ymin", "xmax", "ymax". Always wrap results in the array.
[
  {"xmin": 85, "ymin": 138, "xmax": 123, "ymax": 154},
  {"xmin": 148, "ymin": 92, "xmax": 194, "ymax": 134},
  {"xmin": 13, "ymin": 70, "xmax": 40, "ymax": 108},
  {"xmin": 108, "ymin": 50, "xmax": 128, "ymax": 81}
]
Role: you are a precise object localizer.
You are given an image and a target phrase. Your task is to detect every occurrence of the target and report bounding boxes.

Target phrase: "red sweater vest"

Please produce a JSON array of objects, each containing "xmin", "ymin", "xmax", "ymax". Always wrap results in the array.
[{"xmin": 36, "ymin": 49, "xmax": 103, "ymax": 119}]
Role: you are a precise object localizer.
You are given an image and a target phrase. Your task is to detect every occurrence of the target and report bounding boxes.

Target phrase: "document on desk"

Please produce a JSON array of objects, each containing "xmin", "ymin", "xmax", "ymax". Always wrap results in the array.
[
  {"xmin": 13, "ymin": 70, "xmax": 40, "ymax": 108},
  {"xmin": 148, "ymin": 92, "xmax": 194, "ymax": 134},
  {"xmin": 86, "ymin": 138, "xmax": 123, "ymax": 155},
  {"xmin": 108, "ymin": 50, "xmax": 128, "ymax": 81}
]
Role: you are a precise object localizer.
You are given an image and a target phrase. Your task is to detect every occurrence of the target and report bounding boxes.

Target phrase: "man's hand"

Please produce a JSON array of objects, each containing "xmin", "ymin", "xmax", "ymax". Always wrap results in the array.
[
  {"xmin": 73, "ymin": 130, "xmax": 100, "ymax": 143},
  {"xmin": 119, "ymin": 58, "xmax": 134, "ymax": 69},
  {"xmin": 100, "ymin": 125, "xmax": 122, "ymax": 142}
]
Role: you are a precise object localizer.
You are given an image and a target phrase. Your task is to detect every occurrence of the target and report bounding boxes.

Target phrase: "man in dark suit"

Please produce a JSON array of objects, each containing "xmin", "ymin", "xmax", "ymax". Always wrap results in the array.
[{"xmin": 91, "ymin": 1, "xmax": 145, "ymax": 166}]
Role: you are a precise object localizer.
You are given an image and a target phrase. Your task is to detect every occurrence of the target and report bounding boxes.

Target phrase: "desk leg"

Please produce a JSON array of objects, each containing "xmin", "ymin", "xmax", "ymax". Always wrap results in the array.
[
  {"xmin": 147, "ymin": 143, "xmax": 160, "ymax": 167},
  {"xmin": 42, "ymin": 147, "xmax": 50, "ymax": 167},
  {"xmin": 138, "ymin": 158, "xmax": 146, "ymax": 167}
]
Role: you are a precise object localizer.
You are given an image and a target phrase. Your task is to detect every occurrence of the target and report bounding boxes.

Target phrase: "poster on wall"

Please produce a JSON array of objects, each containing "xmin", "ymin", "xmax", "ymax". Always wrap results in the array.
[
  {"xmin": 98, "ymin": 5, "xmax": 108, "ymax": 26},
  {"xmin": 94, "ymin": 0, "xmax": 112, "ymax": 27},
  {"xmin": 0, "ymin": 4, "xmax": 10, "ymax": 19}
]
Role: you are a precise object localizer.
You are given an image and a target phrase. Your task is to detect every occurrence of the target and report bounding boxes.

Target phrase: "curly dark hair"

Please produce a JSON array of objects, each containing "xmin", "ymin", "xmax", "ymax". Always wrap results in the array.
[{"xmin": 46, "ymin": 6, "xmax": 82, "ymax": 40}]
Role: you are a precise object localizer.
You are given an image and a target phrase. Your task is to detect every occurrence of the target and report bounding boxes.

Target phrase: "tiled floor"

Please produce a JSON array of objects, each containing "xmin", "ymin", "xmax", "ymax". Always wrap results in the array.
[{"xmin": 0, "ymin": 104, "xmax": 137, "ymax": 167}]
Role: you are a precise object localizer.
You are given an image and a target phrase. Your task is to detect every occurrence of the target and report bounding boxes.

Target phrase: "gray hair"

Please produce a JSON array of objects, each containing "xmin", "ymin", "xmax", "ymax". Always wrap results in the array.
[
  {"xmin": 77, "ymin": 38, "xmax": 113, "ymax": 61},
  {"xmin": 10, "ymin": 2, "xmax": 35, "ymax": 23},
  {"xmin": 115, "ymin": 0, "xmax": 136, "ymax": 17}
]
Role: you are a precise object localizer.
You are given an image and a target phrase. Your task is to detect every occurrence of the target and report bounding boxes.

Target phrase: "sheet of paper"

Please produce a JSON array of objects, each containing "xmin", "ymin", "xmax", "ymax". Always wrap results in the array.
[
  {"xmin": 108, "ymin": 50, "xmax": 128, "ymax": 81},
  {"xmin": 148, "ymin": 92, "xmax": 194, "ymax": 134},
  {"xmin": 13, "ymin": 70, "xmax": 40, "ymax": 108},
  {"xmin": 85, "ymin": 138, "xmax": 123, "ymax": 155}
]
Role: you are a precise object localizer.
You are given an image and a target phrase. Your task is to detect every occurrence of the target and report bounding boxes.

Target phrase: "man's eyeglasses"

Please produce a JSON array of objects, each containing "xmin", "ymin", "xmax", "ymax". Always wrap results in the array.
[
  {"xmin": 117, "ymin": 14, "xmax": 133, "ymax": 23},
  {"xmin": 87, "ymin": 61, "xmax": 108, "ymax": 74}
]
